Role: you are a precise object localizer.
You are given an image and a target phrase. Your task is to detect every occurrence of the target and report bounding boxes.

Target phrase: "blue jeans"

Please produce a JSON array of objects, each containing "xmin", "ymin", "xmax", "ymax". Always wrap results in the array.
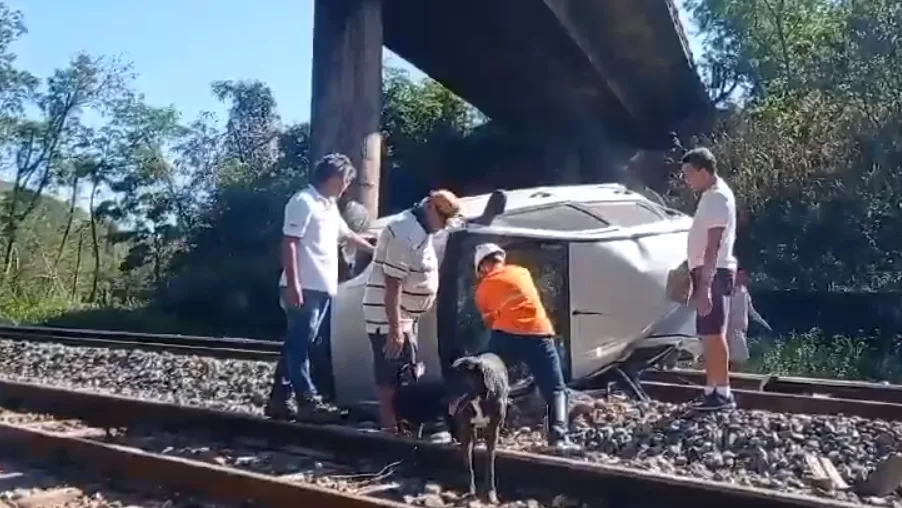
[
  {"xmin": 270, "ymin": 289, "xmax": 332, "ymax": 404},
  {"xmin": 489, "ymin": 330, "xmax": 569, "ymax": 440},
  {"xmin": 488, "ymin": 331, "xmax": 566, "ymax": 402}
]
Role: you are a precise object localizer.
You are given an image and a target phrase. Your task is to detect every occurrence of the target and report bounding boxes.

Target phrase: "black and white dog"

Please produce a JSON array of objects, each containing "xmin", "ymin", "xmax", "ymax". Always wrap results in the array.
[
  {"xmin": 448, "ymin": 353, "xmax": 510, "ymax": 504},
  {"xmin": 392, "ymin": 354, "xmax": 510, "ymax": 502}
]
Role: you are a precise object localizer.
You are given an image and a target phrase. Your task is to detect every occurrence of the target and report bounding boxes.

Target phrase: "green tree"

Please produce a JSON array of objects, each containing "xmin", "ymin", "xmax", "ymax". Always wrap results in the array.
[
  {"xmin": 677, "ymin": 0, "xmax": 902, "ymax": 291},
  {"xmin": 1, "ymin": 53, "xmax": 130, "ymax": 278},
  {"xmin": 380, "ymin": 67, "xmax": 481, "ymax": 212}
]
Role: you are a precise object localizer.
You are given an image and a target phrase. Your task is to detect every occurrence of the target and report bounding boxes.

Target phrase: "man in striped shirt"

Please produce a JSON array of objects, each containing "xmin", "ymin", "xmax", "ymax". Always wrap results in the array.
[{"xmin": 364, "ymin": 190, "xmax": 461, "ymax": 432}]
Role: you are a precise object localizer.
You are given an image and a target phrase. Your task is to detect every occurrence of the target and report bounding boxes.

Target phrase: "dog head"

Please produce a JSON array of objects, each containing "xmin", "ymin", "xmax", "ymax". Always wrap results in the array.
[
  {"xmin": 397, "ymin": 361, "xmax": 426, "ymax": 388},
  {"xmin": 452, "ymin": 356, "xmax": 501, "ymax": 398}
]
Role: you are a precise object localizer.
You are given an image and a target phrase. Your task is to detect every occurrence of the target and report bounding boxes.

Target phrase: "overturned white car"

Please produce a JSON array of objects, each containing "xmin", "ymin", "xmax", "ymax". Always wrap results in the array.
[{"xmin": 328, "ymin": 184, "xmax": 701, "ymax": 411}]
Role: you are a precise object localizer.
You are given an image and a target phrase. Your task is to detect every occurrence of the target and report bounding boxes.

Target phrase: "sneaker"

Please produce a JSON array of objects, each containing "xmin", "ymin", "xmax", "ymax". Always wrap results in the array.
[
  {"xmin": 692, "ymin": 391, "xmax": 736, "ymax": 412},
  {"xmin": 295, "ymin": 399, "xmax": 348, "ymax": 424},
  {"xmin": 263, "ymin": 399, "xmax": 297, "ymax": 421}
]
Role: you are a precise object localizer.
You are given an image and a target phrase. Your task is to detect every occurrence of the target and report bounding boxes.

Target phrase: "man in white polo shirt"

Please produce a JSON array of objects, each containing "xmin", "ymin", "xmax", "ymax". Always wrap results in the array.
[
  {"xmin": 266, "ymin": 153, "xmax": 375, "ymax": 423},
  {"xmin": 363, "ymin": 189, "xmax": 461, "ymax": 432},
  {"xmin": 681, "ymin": 147, "xmax": 738, "ymax": 412}
]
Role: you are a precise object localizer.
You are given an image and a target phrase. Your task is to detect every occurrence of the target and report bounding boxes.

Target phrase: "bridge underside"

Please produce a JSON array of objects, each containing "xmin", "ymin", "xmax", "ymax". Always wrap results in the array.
[
  {"xmin": 383, "ymin": 0, "xmax": 709, "ymax": 148},
  {"xmin": 310, "ymin": 0, "xmax": 711, "ymax": 214}
]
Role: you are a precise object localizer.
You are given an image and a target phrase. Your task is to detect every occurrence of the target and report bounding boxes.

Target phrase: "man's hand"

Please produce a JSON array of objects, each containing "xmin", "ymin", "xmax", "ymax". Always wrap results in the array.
[
  {"xmin": 383, "ymin": 325, "xmax": 405, "ymax": 359},
  {"xmin": 285, "ymin": 284, "xmax": 303, "ymax": 309}
]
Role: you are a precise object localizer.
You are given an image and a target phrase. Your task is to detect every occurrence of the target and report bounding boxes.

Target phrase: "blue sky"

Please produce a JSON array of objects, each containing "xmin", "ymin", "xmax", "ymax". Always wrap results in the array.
[{"xmin": 7, "ymin": 0, "xmax": 702, "ymax": 126}]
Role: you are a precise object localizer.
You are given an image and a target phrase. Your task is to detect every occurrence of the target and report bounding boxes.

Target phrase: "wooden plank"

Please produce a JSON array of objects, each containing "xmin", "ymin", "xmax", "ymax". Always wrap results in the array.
[
  {"xmin": 803, "ymin": 454, "xmax": 829, "ymax": 491},
  {"xmin": 819, "ymin": 458, "xmax": 849, "ymax": 491}
]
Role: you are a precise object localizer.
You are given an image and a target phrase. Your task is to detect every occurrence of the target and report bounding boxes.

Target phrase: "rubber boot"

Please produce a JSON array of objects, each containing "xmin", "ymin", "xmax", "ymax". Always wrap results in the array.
[{"xmin": 546, "ymin": 391, "xmax": 580, "ymax": 452}]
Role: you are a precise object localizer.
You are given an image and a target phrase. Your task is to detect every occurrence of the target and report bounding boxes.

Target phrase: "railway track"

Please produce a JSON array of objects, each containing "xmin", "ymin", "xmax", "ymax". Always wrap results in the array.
[
  {"xmin": 644, "ymin": 368, "xmax": 902, "ymax": 405},
  {"xmin": 0, "ymin": 387, "xmax": 487, "ymax": 507},
  {"xmin": 0, "ymin": 456, "xmax": 220, "ymax": 508},
  {"xmin": 0, "ymin": 324, "xmax": 279, "ymax": 361},
  {"xmin": 2, "ymin": 325, "xmax": 902, "ymax": 422},
  {"xmin": 0, "ymin": 378, "xmax": 867, "ymax": 508}
]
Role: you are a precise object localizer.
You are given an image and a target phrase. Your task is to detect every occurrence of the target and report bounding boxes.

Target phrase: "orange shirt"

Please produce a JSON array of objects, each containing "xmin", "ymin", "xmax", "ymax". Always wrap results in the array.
[{"xmin": 474, "ymin": 264, "xmax": 555, "ymax": 336}]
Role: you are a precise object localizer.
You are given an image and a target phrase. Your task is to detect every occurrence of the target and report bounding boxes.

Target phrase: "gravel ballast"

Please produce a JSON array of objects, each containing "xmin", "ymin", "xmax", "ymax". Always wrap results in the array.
[{"xmin": 0, "ymin": 339, "xmax": 900, "ymax": 506}]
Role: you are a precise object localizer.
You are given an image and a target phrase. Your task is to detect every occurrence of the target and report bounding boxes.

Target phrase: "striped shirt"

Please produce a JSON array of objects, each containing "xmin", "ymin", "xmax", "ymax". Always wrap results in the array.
[{"xmin": 363, "ymin": 209, "xmax": 439, "ymax": 335}]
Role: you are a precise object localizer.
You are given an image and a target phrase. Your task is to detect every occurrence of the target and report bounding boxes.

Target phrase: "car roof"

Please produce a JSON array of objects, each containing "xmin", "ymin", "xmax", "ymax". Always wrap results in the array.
[{"xmin": 367, "ymin": 183, "xmax": 654, "ymax": 232}]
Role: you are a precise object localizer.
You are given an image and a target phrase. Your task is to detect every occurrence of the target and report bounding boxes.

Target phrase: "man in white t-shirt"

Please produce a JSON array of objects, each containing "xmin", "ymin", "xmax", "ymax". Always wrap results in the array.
[
  {"xmin": 681, "ymin": 147, "xmax": 738, "ymax": 412},
  {"xmin": 266, "ymin": 153, "xmax": 375, "ymax": 423}
]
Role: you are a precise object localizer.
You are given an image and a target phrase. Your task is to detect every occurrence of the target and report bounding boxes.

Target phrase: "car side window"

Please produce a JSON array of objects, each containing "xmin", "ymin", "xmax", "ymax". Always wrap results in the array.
[
  {"xmin": 494, "ymin": 204, "xmax": 609, "ymax": 231},
  {"xmin": 578, "ymin": 201, "xmax": 665, "ymax": 227}
]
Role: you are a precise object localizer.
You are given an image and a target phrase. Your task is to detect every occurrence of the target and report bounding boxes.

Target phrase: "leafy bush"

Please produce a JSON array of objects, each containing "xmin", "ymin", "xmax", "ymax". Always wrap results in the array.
[{"xmin": 741, "ymin": 329, "xmax": 902, "ymax": 382}]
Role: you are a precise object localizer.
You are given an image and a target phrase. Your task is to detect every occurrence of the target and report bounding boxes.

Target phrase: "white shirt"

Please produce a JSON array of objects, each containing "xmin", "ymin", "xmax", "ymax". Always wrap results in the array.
[
  {"xmin": 363, "ymin": 209, "xmax": 439, "ymax": 335},
  {"xmin": 687, "ymin": 176, "xmax": 737, "ymax": 270},
  {"xmin": 279, "ymin": 186, "xmax": 351, "ymax": 296}
]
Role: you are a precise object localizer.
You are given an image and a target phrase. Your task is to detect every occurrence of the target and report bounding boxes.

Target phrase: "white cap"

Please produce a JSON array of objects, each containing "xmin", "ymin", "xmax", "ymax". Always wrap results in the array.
[{"xmin": 474, "ymin": 243, "xmax": 506, "ymax": 273}]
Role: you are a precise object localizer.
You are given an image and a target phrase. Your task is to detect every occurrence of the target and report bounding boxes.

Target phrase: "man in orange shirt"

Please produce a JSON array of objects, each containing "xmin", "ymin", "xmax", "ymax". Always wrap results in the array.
[{"xmin": 471, "ymin": 243, "xmax": 578, "ymax": 450}]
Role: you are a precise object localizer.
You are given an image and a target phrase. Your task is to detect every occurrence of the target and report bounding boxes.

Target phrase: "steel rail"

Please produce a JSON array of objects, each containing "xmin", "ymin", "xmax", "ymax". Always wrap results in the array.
[
  {"xmin": 0, "ymin": 324, "xmax": 280, "ymax": 351},
  {"xmin": 638, "ymin": 382, "xmax": 902, "ymax": 421},
  {"xmin": 3, "ymin": 324, "xmax": 902, "ymax": 420},
  {"xmin": 644, "ymin": 368, "xmax": 902, "ymax": 405},
  {"xmin": 0, "ymin": 325, "xmax": 279, "ymax": 360},
  {"xmin": 0, "ymin": 420, "xmax": 408, "ymax": 508},
  {"xmin": 0, "ymin": 378, "xmax": 865, "ymax": 508}
]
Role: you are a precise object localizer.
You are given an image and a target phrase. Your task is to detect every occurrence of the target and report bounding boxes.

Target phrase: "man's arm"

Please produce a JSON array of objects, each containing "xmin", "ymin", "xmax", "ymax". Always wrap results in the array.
[
  {"xmin": 747, "ymin": 294, "xmax": 773, "ymax": 331},
  {"xmin": 282, "ymin": 198, "xmax": 312, "ymax": 294},
  {"xmin": 281, "ymin": 236, "xmax": 301, "ymax": 285},
  {"xmin": 699, "ymin": 194, "xmax": 730, "ymax": 287},
  {"xmin": 338, "ymin": 216, "xmax": 375, "ymax": 254},
  {"xmin": 375, "ymin": 228, "xmax": 410, "ymax": 333},
  {"xmin": 346, "ymin": 232, "xmax": 375, "ymax": 253},
  {"xmin": 475, "ymin": 283, "xmax": 496, "ymax": 329},
  {"xmin": 384, "ymin": 275, "xmax": 403, "ymax": 332},
  {"xmin": 700, "ymin": 227, "xmax": 725, "ymax": 287}
]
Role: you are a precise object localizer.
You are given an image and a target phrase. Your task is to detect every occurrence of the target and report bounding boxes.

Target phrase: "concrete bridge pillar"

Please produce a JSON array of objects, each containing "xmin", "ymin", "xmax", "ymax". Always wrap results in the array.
[
  {"xmin": 575, "ymin": 123, "xmax": 635, "ymax": 184},
  {"xmin": 542, "ymin": 136, "xmax": 582, "ymax": 185},
  {"xmin": 310, "ymin": 0, "xmax": 383, "ymax": 218},
  {"xmin": 541, "ymin": 124, "xmax": 641, "ymax": 186}
]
